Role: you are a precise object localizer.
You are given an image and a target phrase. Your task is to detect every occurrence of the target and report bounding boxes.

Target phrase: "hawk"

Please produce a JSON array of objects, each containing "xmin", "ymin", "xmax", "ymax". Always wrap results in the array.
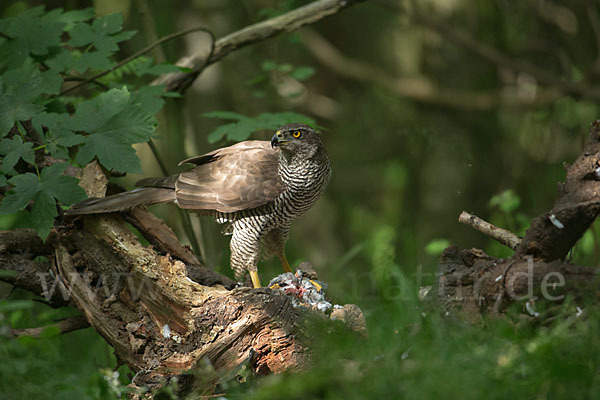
[{"xmin": 66, "ymin": 123, "xmax": 331, "ymax": 288}]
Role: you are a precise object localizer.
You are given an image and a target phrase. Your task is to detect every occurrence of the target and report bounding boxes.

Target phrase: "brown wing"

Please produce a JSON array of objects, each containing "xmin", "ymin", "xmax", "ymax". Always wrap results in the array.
[{"xmin": 173, "ymin": 140, "xmax": 284, "ymax": 213}]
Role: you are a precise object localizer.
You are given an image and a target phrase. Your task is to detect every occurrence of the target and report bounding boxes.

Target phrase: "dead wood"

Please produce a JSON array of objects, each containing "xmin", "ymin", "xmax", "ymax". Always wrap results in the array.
[
  {"xmin": 436, "ymin": 121, "xmax": 600, "ymax": 318},
  {"xmin": 0, "ymin": 161, "xmax": 364, "ymax": 394}
]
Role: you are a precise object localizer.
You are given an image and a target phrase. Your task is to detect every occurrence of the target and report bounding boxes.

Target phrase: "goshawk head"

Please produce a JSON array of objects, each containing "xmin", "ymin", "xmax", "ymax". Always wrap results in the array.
[{"xmin": 271, "ymin": 123, "xmax": 324, "ymax": 160}]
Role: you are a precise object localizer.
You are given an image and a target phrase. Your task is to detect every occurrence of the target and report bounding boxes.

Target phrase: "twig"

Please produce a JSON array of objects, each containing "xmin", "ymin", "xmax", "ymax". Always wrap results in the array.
[
  {"xmin": 63, "ymin": 76, "xmax": 109, "ymax": 90},
  {"xmin": 10, "ymin": 315, "xmax": 90, "ymax": 338},
  {"xmin": 458, "ymin": 211, "xmax": 521, "ymax": 250},
  {"xmin": 153, "ymin": 0, "xmax": 364, "ymax": 93},
  {"xmin": 60, "ymin": 26, "xmax": 215, "ymax": 96}
]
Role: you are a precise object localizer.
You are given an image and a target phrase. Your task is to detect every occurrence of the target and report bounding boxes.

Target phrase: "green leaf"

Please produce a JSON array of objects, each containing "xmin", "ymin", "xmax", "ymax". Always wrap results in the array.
[
  {"xmin": 0, "ymin": 6, "xmax": 66, "ymax": 68},
  {"xmin": 0, "ymin": 163, "xmax": 85, "ymax": 237},
  {"xmin": 0, "ymin": 173, "xmax": 40, "ymax": 214},
  {"xmin": 277, "ymin": 63, "xmax": 293, "ymax": 73},
  {"xmin": 72, "ymin": 49, "xmax": 114, "ymax": 74},
  {"xmin": 45, "ymin": 48, "xmax": 77, "ymax": 73},
  {"xmin": 137, "ymin": 62, "xmax": 182, "ymax": 77},
  {"xmin": 77, "ymin": 136, "xmax": 143, "ymax": 172},
  {"xmin": 71, "ymin": 87, "xmax": 156, "ymax": 172},
  {"xmin": 92, "ymin": 13, "xmax": 124, "ymax": 35},
  {"xmin": 261, "ymin": 60, "xmax": 277, "ymax": 71},
  {"xmin": 0, "ymin": 300, "xmax": 35, "ymax": 312},
  {"xmin": 0, "ymin": 64, "xmax": 46, "ymax": 137},
  {"xmin": 0, "ymin": 136, "xmax": 35, "ymax": 173},
  {"xmin": 132, "ymin": 85, "xmax": 166, "ymax": 115},
  {"xmin": 32, "ymin": 112, "xmax": 85, "ymax": 157},
  {"xmin": 206, "ymin": 122, "xmax": 239, "ymax": 143},
  {"xmin": 39, "ymin": 163, "xmax": 86, "ymax": 205},
  {"xmin": 489, "ymin": 189, "xmax": 521, "ymax": 214},
  {"xmin": 0, "ymin": 270, "xmax": 17, "ymax": 278},
  {"xmin": 291, "ymin": 66, "xmax": 315, "ymax": 81},
  {"xmin": 39, "ymin": 325, "xmax": 62, "ymax": 338},
  {"xmin": 40, "ymin": 69, "xmax": 63, "ymax": 95},
  {"xmin": 425, "ymin": 239, "xmax": 451, "ymax": 256},
  {"xmin": 68, "ymin": 13, "xmax": 135, "ymax": 52},
  {"xmin": 58, "ymin": 8, "xmax": 95, "ymax": 30},
  {"xmin": 31, "ymin": 190, "xmax": 57, "ymax": 240},
  {"xmin": 203, "ymin": 111, "xmax": 316, "ymax": 143}
]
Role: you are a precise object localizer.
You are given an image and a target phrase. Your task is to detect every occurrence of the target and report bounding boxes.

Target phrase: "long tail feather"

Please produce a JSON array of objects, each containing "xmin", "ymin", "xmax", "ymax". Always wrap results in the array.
[{"xmin": 65, "ymin": 187, "xmax": 175, "ymax": 215}]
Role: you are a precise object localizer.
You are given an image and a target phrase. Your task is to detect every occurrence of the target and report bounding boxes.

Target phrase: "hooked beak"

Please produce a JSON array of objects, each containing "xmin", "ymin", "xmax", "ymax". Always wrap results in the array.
[{"xmin": 271, "ymin": 131, "xmax": 286, "ymax": 148}]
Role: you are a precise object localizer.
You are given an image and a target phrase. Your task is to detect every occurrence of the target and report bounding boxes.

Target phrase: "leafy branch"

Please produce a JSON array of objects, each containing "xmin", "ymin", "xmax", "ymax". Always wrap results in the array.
[
  {"xmin": 0, "ymin": 6, "xmax": 186, "ymax": 239},
  {"xmin": 60, "ymin": 26, "xmax": 215, "ymax": 96}
]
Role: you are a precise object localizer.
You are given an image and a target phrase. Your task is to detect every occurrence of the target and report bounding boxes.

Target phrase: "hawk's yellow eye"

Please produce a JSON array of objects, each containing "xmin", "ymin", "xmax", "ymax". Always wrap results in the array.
[{"xmin": 292, "ymin": 131, "xmax": 301, "ymax": 138}]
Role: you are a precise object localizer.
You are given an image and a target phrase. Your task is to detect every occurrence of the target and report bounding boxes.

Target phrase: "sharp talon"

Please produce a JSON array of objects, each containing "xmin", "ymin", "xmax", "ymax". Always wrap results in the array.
[
  {"xmin": 309, "ymin": 279, "xmax": 322, "ymax": 292},
  {"xmin": 269, "ymin": 283, "xmax": 281, "ymax": 290}
]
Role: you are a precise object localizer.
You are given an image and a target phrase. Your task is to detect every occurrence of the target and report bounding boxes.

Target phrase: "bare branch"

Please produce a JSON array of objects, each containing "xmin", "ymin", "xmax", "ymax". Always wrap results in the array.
[
  {"xmin": 10, "ymin": 316, "xmax": 90, "ymax": 338},
  {"xmin": 458, "ymin": 211, "xmax": 521, "ymax": 250},
  {"xmin": 153, "ymin": 0, "xmax": 365, "ymax": 92}
]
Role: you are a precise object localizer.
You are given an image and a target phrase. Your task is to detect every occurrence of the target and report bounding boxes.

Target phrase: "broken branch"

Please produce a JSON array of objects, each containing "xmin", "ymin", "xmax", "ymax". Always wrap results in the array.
[{"xmin": 458, "ymin": 211, "xmax": 521, "ymax": 250}]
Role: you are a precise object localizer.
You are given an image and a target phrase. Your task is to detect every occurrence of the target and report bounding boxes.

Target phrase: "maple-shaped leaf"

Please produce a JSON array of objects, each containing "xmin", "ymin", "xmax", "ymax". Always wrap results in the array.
[
  {"xmin": 70, "ymin": 87, "xmax": 156, "ymax": 172},
  {"xmin": 32, "ymin": 112, "xmax": 85, "ymax": 160},
  {"xmin": 0, "ymin": 163, "xmax": 86, "ymax": 240},
  {"xmin": 30, "ymin": 191, "xmax": 57, "ymax": 240},
  {"xmin": 0, "ymin": 136, "xmax": 35, "ymax": 173},
  {"xmin": 39, "ymin": 163, "xmax": 86, "ymax": 205},
  {"xmin": 68, "ymin": 13, "xmax": 136, "ymax": 52},
  {"xmin": 0, "ymin": 6, "xmax": 66, "ymax": 68},
  {"xmin": 0, "ymin": 63, "xmax": 46, "ymax": 137},
  {"xmin": 0, "ymin": 173, "xmax": 39, "ymax": 214}
]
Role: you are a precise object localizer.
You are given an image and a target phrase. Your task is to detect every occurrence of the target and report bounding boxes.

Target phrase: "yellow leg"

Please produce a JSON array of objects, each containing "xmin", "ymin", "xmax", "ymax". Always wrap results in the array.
[
  {"xmin": 250, "ymin": 270, "xmax": 262, "ymax": 288},
  {"xmin": 279, "ymin": 254, "xmax": 293, "ymax": 273}
]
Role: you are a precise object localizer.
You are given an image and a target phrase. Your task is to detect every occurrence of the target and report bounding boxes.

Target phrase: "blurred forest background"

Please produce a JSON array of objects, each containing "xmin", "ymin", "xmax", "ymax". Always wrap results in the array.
[{"xmin": 2, "ymin": 0, "xmax": 600, "ymax": 398}]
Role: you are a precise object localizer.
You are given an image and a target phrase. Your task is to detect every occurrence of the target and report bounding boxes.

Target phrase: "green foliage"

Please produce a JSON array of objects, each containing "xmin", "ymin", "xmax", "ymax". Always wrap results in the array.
[
  {"xmin": 0, "ymin": 5, "xmax": 174, "ymax": 240},
  {"xmin": 246, "ymin": 59, "xmax": 316, "ymax": 98},
  {"xmin": 425, "ymin": 238, "xmax": 450, "ymax": 256},
  {"xmin": 72, "ymin": 87, "xmax": 157, "ymax": 173},
  {"xmin": 238, "ymin": 298, "xmax": 600, "ymax": 400},
  {"xmin": 0, "ymin": 293, "xmax": 127, "ymax": 400},
  {"xmin": 203, "ymin": 111, "xmax": 316, "ymax": 143},
  {"xmin": 486, "ymin": 189, "xmax": 530, "ymax": 258},
  {"xmin": 0, "ymin": 163, "xmax": 87, "ymax": 238},
  {"xmin": 489, "ymin": 189, "xmax": 521, "ymax": 214}
]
